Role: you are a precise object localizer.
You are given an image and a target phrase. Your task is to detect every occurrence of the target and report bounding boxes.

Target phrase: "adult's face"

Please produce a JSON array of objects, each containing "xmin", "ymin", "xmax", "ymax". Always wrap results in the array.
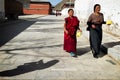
[{"xmin": 95, "ymin": 6, "xmax": 101, "ymax": 13}]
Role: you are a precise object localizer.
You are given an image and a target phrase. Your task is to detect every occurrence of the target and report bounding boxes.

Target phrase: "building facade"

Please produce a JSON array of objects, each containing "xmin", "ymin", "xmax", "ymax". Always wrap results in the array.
[
  {"xmin": 54, "ymin": 0, "xmax": 75, "ymax": 16},
  {"xmin": 0, "ymin": 0, "xmax": 30, "ymax": 21},
  {"xmin": 5, "ymin": 0, "xmax": 23, "ymax": 20},
  {"xmin": 23, "ymin": 0, "xmax": 52, "ymax": 15},
  {"xmin": 0, "ymin": 0, "xmax": 5, "ymax": 21}
]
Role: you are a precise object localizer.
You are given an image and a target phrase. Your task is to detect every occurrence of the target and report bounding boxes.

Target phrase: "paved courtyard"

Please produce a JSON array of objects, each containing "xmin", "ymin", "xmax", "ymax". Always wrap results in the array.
[{"xmin": 0, "ymin": 15, "xmax": 120, "ymax": 80}]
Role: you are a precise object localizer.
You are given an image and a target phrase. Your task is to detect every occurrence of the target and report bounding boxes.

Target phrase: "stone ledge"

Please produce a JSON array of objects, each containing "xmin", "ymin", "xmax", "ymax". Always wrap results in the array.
[{"xmin": 108, "ymin": 47, "xmax": 120, "ymax": 64}]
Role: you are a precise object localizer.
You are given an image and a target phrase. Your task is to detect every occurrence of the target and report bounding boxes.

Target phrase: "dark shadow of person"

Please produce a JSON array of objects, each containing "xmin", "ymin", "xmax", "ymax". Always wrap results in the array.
[
  {"xmin": 102, "ymin": 41, "xmax": 120, "ymax": 48},
  {"xmin": 77, "ymin": 41, "xmax": 120, "ymax": 58},
  {"xmin": 99, "ymin": 41, "xmax": 120, "ymax": 58},
  {"xmin": 77, "ymin": 46, "xmax": 91, "ymax": 56},
  {"xmin": 0, "ymin": 59, "xmax": 59, "ymax": 77}
]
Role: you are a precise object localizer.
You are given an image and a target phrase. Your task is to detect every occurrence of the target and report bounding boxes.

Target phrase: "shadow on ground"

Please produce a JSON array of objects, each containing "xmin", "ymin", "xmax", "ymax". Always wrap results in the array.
[
  {"xmin": 77, "ymin": 46, "xmax": 106, "ymax": 58},
  {"xmin": 77, "ymin": 47, "xmax": 106, "ymax": 57},
  {"xmin": 0, "ymin": 44, "xmax": 63, "ymax": 58},
  {"xmin": 0, "ymin": 44, "xmax": 62, "ymax": 52},
  {"xmin": 77, "ymin": 46, "xmax": 91, "ymax": 56},
  {"xmin": 101, "ymin": 41, "xmax": 120, "ymax": 54},
  {"xmin": 77, "ymin": 41, "xmax": 120, "ymax": 57},
  {"xmin": 0, "ymin": 19, "xmax": 36, "ymax": 47},
  {"xmin": 0, "ymin": 59, "xmax": 59, "ymax": 77}
]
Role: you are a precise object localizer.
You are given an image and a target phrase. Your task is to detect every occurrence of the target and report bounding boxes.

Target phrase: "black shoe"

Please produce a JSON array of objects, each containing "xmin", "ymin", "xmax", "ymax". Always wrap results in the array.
[
  {"xmin": 90, "ymin": 46, "xmax": 92, "ymax": 50},
  {"xmin": 93, "ymin": 54, "xmax": 98, "ymax": 58},
  {"xmin": 91, "ymin": 48, "xmax": 98, "ymax": 58}
]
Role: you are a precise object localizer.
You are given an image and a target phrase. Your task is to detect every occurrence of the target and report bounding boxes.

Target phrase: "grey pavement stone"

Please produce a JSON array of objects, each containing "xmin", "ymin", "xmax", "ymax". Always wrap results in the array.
[{"xmin": 0, "ymin": 15, "xmax": 120, "ymax": 80}]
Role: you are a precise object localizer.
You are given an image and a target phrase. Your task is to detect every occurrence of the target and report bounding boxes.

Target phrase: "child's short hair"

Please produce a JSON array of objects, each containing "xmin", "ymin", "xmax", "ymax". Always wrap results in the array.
[{"xmin": 68, "ymin": 9, "xmax": 74, "ymax": 13}]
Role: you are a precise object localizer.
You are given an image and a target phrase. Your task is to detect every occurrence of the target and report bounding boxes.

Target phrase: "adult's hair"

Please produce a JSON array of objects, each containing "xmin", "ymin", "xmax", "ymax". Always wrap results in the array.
[
  {"xmin": 94, "ymin": 4, "xmax": 101, "ymax": 12},
  {"xmin": 68, "ymin": 9, "xmax": 74, "ymax": 13}
]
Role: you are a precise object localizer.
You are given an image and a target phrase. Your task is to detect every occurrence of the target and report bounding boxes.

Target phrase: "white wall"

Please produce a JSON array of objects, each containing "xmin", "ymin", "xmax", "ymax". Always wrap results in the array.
[
  {"xmin": 0, "ymin": 0, "xmax": 5, "ymax": 20},
  {"xmin": 75, "ymin": 0, "xmax": 91, "ymax": 20},
  {"xmin": 61, "ymin": 8, "xmax": 75, "ymax": 17}
]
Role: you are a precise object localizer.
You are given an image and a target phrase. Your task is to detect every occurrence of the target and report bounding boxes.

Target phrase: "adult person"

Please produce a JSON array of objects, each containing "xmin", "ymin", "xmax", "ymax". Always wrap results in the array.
[{"xmin": 87, "ymin": 4, "xmax": 106, "ymax": 58}]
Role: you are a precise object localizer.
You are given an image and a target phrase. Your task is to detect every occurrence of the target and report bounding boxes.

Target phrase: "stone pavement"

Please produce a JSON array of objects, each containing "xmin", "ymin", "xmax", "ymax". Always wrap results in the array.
[{"xmin": 0, "ymin": 15, "xmax": 120, "ymax": 80}]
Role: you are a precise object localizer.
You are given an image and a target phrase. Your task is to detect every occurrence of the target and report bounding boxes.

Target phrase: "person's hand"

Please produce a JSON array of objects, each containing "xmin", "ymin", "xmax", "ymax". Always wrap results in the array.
[
  {"xmin": 79, "ymin": 29, "xmax": 82, "ymax": 32},
  {"xmin": 65, "ymin": 30, "xmax": 68, "ymax": 34},
  {"xmin": 92, "ymin": 24, "xmax": 96, "ymax": 29}
]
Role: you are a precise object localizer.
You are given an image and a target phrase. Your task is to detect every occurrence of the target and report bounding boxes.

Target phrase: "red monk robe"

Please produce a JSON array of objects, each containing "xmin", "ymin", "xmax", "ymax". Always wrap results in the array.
[{"xmin": 64, "ymin": 16, "xmax": 80, "ymax": 53}]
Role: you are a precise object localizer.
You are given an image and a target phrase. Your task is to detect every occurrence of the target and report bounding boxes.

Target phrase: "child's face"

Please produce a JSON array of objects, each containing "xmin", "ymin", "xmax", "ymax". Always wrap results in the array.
[{"xmin": 68, "ymin": 10, "xmax": 74, "ymax": 16}]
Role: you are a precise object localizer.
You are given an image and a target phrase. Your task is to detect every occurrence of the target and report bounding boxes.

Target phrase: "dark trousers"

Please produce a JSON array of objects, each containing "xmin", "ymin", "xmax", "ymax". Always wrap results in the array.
[{"xmin": 89, "ymin": 26, "xmax": 102, "ymax": 54}]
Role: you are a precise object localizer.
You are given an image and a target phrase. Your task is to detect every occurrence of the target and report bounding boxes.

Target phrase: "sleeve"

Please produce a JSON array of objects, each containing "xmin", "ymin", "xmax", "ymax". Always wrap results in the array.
[
  {"xmin": 87, "ymin": 14, "xmax": 92, "ymax": 26},
  {"xmin": 101, "ymin": 13, "xmax": 106, "ymax": 24},
  {"xmin": 65, "ymin": 18, "xmax": 68, "ymax": 24},
  {"xmin": 76, "ymin": 17, "xmax": 80, "ymax": 27},
  {"xmin": 76, "ymin": 17, "xmax": 80, "ymax": 29}
]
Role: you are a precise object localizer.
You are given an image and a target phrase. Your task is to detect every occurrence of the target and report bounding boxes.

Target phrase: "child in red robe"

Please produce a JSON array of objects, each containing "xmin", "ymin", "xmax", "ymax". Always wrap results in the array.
[{"xmin": 64, "ymin": 9, "xmax": 82, "ymax": 57}]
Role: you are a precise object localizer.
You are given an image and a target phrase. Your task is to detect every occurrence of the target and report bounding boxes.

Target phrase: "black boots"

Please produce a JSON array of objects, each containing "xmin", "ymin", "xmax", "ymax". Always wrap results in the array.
[{"xmin": 91, "ymin": 48, "xmax": 99, "ymax": 58}]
